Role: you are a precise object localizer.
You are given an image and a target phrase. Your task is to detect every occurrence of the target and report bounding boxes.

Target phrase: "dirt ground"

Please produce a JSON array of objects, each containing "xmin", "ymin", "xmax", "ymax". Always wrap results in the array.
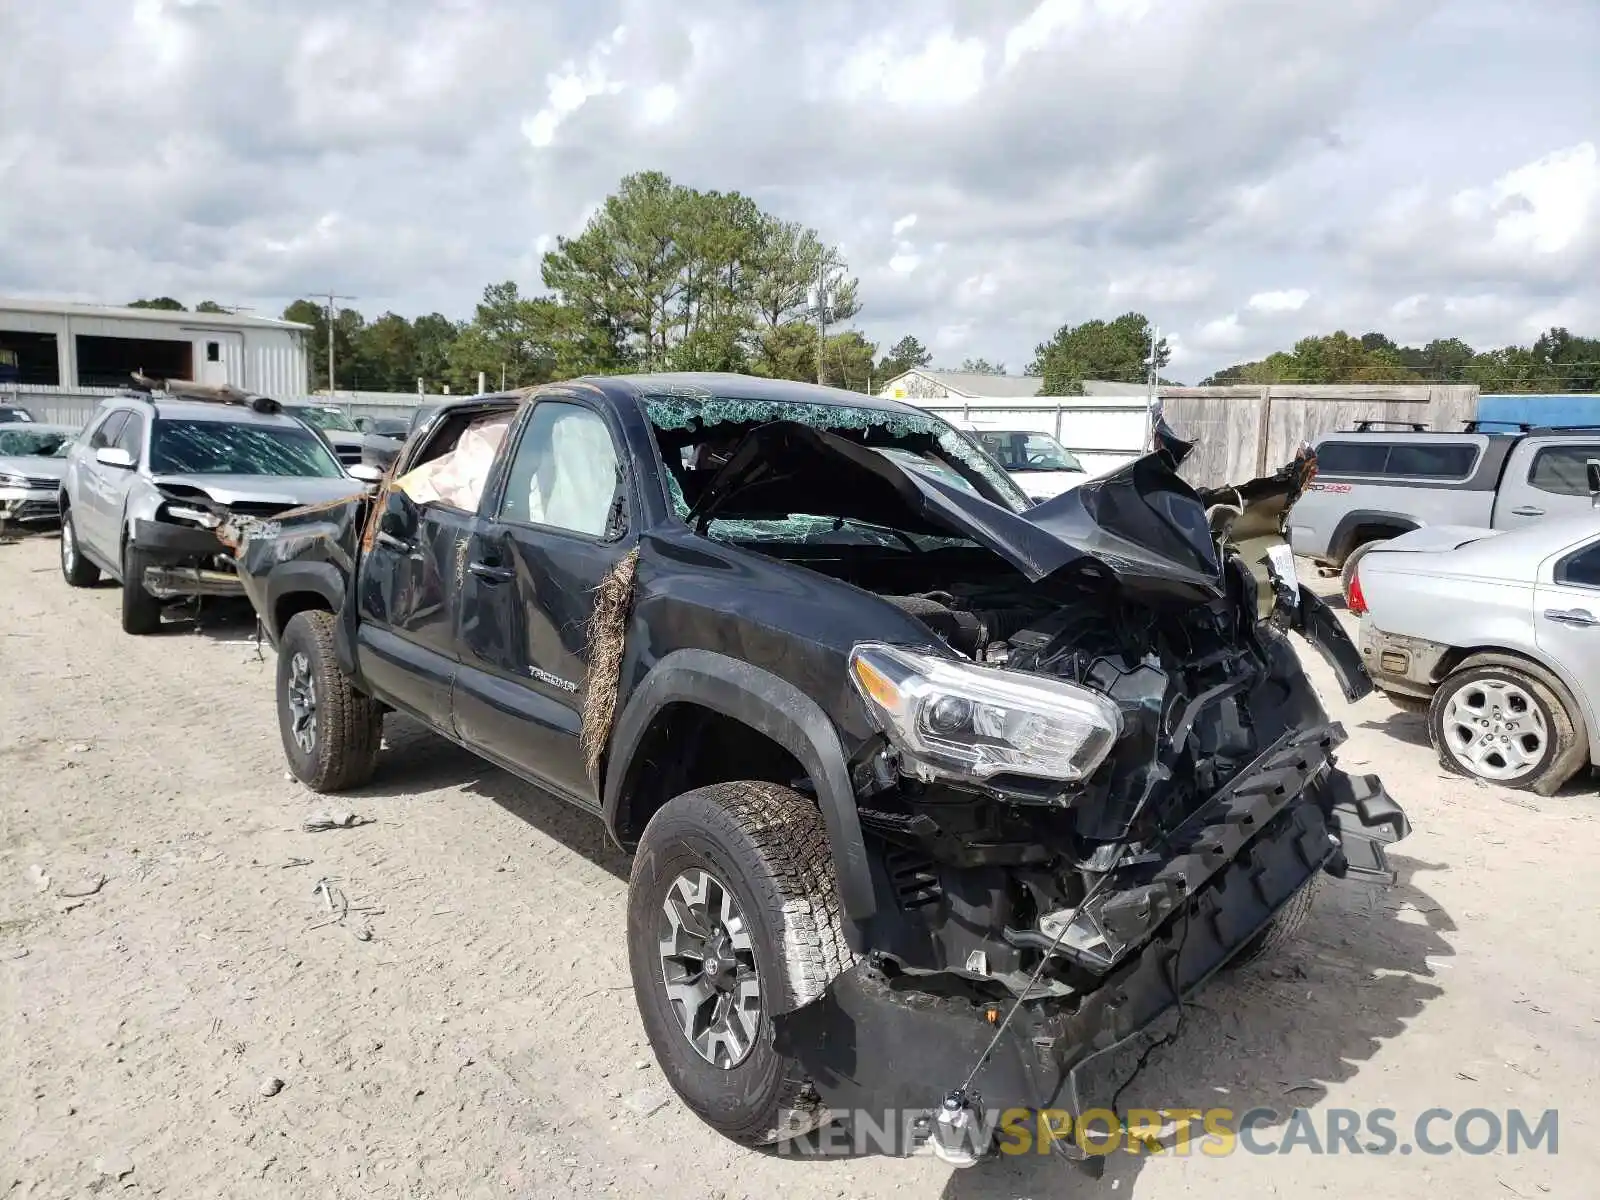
[{"xmin": 2, "ymin": 531, "xmax": 1597, "ymax": 1199}]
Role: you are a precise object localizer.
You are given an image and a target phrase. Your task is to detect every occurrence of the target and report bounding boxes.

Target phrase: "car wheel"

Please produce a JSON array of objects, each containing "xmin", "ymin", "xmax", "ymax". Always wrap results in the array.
[
  {"xmin": 1229, "ymin": 874, "xmax": 1319, "ymax": 968},
  {"xmin": 1429, "ymin": 656, "xmax": 1584, "ymax": 795},
  {"xmin": 1340, "ymin": 539, "xmax": 1389, "ymax": 607},
  {"xmin": 276, "ymin": 609, "xmax": 383, "ymax": 792},
  {"xmin": 59, "ymin": 509, "xmax": 100, "ymax": 587},
  {"xmin": 627, "ymin": 781, "xmax": 857, "ymax": 1147},
  {"xmin": 120, "ymin": 543, "xmax": 163, "ymax": 635}
]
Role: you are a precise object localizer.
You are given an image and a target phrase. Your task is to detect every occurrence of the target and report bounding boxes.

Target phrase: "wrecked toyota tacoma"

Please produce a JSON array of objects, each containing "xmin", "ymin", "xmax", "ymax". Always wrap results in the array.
[{"xmin": 227, "ymin": 373, "xmax": 1409, "ymax": 1166}]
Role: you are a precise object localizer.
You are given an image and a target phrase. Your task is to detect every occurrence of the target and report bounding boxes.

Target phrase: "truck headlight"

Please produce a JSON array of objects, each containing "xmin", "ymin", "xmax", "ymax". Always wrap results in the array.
[
  {"xmin": 848, "ymin": 642, "xmax": 1123, "ymax": 785},
  {"xmin": 162, "ymin": 503, "xmax": 222, "ymax": 529},
  {"xmin": 0, "ymin": 474, "xmax": 26, "ymax": 490}
]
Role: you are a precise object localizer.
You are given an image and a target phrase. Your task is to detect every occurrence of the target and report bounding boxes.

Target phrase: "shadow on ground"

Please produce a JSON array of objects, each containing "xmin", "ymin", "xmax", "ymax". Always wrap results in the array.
[
  {"xmin": 353, "ymin": 714, "xmax": 631, "ymax": 882},
  {"xmin": 1360, "ymin": 709, "xmax": 1432, "ymax": 750},
  {"xmin": 932, "ymin": 854, "xmax": 1453, "ymax": 1198}
]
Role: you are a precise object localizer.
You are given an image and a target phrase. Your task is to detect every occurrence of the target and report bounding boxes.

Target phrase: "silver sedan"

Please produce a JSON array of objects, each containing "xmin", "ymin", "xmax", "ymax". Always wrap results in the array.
[{"xmin": 1353, "ymin": 514, "xmax": 1600, "ymax": 794}]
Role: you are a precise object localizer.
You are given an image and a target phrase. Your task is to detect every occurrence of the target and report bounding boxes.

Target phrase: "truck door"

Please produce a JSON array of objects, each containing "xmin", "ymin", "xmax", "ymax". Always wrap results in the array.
[
  {"xmin": 1494, "ymin": 437, "xmax": 1600, "ymax": 530},
  {"xmin": 453, "ymin": 397, "xmax": 635, "ymax": 806}
]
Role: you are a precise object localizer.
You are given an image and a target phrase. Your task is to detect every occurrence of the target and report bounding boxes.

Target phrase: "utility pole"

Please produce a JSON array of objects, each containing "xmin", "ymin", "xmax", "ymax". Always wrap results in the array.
[
  {"xmin": 1145, "ymin": 323, "xmax": 1161, "ymax": 450},
  {"xmin": 814, "ymin": 252, "xmax": 841, "ymax": 386},
  {"xmin": 320, "ymin": 291, "xmax": 357, "ymax": 398}
]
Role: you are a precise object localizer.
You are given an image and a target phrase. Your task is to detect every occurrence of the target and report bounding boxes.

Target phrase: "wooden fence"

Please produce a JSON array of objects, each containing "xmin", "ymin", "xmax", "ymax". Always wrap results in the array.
[{"xmin": 1158, "ymin": 384, "xmax": 1479, "ymax": 488}]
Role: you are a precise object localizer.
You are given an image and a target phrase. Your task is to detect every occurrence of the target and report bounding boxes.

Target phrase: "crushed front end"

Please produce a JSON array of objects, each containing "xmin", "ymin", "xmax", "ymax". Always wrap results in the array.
[{"xmin": 770, "ymin": 435, "xmax": 1410, "ymax": 1164}]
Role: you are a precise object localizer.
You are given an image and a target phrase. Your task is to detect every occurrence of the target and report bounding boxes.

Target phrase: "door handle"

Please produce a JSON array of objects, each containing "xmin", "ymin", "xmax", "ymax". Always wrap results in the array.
[
  {"xmin": 1510, "ymin": 506, "xmax": 1546, "ymax": 517},
  {"xmin": 376, "ymin": 531, "xmax": 415, "ymax": 553},
  {"xmin": 468, "ymin": 560, "xmax": 514, "ymax": 583},
  {"xmin": 1544, "ymin": 608, "xmax": 1598, "ymax": 628}
]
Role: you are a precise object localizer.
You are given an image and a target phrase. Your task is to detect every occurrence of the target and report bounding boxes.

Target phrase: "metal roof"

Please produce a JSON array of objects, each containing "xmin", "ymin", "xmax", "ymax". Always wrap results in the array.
[{"xmin": 0, "ymin": 296, "xmax": 311, "ymax": 332}]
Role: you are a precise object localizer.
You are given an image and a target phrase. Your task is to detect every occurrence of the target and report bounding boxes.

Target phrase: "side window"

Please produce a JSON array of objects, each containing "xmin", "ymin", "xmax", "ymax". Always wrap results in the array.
[
  {"xmin": 113, "ymin": 412, "xmax": 146, "ymax": 459},
  {"xmin": 1527, "ymin": 446, "xmax": 1600, "ymax": 498},
  {"xmin": 499, "ymin": 402, "xmax": 624, "ymax": 538},
  {"xmin": 206, "ymin": 341, "xmax": 221, "ymax": 363},
  {"xmin": 88, "ymin": 410, "xmax": 129, "ymax": 450},
  {"xmin": 1385, "ymin": 443, "xmax": 1477, "ymax": 479},
  {"xmin": 1316, "ymin": 441, "xmax": 1390, "ymax": 475},
  {"xmin": 1557, "ymin": 540, "xmax": 1600, "ymax": 589}
]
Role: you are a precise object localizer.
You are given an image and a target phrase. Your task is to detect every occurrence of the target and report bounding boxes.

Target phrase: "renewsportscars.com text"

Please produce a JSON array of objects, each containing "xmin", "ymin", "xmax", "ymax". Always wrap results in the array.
[{"xmin": 776, "ymin": 1107, "xmax": 1559, "ymax": 1159}]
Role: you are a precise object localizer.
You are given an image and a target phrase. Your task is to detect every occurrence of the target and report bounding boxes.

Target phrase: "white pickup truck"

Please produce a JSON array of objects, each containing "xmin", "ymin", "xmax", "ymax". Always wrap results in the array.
[{"xmin": 1290, "ymin": 422, "xmax": 1600, "ymax": 600}]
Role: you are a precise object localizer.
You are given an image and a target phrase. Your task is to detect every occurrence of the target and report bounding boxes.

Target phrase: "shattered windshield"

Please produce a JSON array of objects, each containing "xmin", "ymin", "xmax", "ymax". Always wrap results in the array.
[
  {"xmin": 974, "ymin": 430, "xmax": 1085, "ymax": 473},
  {"xmin": 644, "ymin": 392, "xmax": 1028, "ymax": 550},
  {"xmin": 0, "ymin": 429, "xmax": 70, "ymax": 457},
  {"xmin": 149, "ymin": 420, "xmax": 346, "ymax": 477},
  {"xmin": 288, "ymin": 406, "xmax": 359, "ymax": 433}
]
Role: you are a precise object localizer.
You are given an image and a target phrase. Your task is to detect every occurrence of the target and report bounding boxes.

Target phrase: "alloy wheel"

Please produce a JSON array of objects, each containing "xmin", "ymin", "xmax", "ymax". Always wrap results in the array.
[
  {"xmin": 657, "ymin": 868, "xmax": 762, "ymax": 1068},
  {"xmin": 1440, "ymin": 677, "xmax": 1547, "ymax": 781},
  {"xmin": 286, "ymin": 652, "xmax": 318, "ymax": 755},
  {"xmin": 61, "ymin": 518, "xmax": 75, "ymax": 571}
]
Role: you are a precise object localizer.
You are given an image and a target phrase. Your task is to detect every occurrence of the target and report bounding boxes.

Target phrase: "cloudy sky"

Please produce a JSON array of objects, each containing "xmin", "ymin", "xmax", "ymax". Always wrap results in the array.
[{"xmin": 1, "ymin": 0, "xmax": 1595, "ymax": 381}]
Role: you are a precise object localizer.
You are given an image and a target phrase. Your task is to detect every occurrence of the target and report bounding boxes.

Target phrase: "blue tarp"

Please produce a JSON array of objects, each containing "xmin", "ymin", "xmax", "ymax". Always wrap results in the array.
[{"xmin": 1476, "ymin": 394, "xmax": 1600, "ymax": 430}]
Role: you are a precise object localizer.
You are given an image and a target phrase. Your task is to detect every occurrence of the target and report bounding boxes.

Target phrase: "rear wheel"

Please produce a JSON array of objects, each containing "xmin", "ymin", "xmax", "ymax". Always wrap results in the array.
[
  {"xmin": 120, "ymin": 543, "xmax": 163, "ymax": 635},
  {"xmin": 1340, "ymin": 539, "xmax": 1389, "ymax": 607},
  {"xmin": 59, "ymin": 509, "xmax": 100, "ymax": 587},
  {"xmin": 1429, "ymin": 657, "xmax": 1583, "ymax": 794},
  {"xmin": 276, "ymin": 610, "xmax": 383, "ymax": 791},
  {"xmin": 627, "ymin": 781, "xmax": 856, "ymax": 1146}
]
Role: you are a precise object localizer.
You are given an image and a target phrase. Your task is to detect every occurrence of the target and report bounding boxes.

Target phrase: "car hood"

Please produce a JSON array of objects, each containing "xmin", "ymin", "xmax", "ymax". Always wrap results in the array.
[
  {"xmin": 0, "ymin": 455, "xmax": 66, "ymax": 482},
  {"xmin": 688, "ymin": 420, "xmax": 1241, "ymax": 602},
  {"xmin": 150, "ymin": 473, "xmax": 364, "ymax": 509},
  {"xmin": 1009, "ymin": 469, "xmax": 1087, "ymax": 501}
]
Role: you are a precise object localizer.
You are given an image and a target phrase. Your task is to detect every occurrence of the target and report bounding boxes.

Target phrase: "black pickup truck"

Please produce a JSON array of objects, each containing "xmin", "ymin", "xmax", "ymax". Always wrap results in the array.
[{"xmin": 228, "ymin": 373, "xmax": 1408, "ymax": 1167}]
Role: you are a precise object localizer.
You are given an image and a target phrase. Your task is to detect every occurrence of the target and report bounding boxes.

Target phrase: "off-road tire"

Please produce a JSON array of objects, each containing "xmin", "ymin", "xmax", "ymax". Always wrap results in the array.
[
  {"xmin": 276, "ymin": 610, "xmax": 383, "ymax": 792},
  {"xmin": 1230, "ymin": 874, "xmax": 1320, "ymax": 968},
  {"xmin": 628, "ymin": 781, "xmax": 857, "ymax": 1147},
  {"xmin": 59, "ymin": 508, "xmax": 100, "ymax": 587},
  {"xmin": 120, "ymin": 543, "xmax": 163, "ymax": 635},
  {"xmin": 1429, "ymin": 655, "xmax": 1585, "ymax": 796},
  {"xmin": 1340, "ymin": 538, "xmax": 1389, "ymax": 607}
]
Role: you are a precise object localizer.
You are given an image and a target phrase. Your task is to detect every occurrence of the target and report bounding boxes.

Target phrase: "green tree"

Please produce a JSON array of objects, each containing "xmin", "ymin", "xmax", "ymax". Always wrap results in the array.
[
  {"xmin": 282, "ymin": 299, "xmax": 364, "ymax": 392},
  {"xmin": 876, "ymin": 335, "xmax": 932, "ymax": 382},
  {"xmin": 819, "ymin": 331, "xmax": 879, "ymax": 392},
  {"xmin": 194, "ymin": 300, "xmax": 230, "ymax": 314},
  {"xmin": 128, "ymin": 297, "xmax": 186, "ymax": 311},
  {"xmin": 960, "ymin": 357, "xmax": 1007, "ymax": 375},
  {"xmin": 1029, "ymin": 312, "xmax": 1169, "ymax": 395}
]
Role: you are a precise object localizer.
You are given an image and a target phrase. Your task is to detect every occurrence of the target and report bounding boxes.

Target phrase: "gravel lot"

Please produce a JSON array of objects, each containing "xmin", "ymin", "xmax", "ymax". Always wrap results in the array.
[{"xmin": 2, "ymin": 532, "xmax": 1597, "ymax": 1198}]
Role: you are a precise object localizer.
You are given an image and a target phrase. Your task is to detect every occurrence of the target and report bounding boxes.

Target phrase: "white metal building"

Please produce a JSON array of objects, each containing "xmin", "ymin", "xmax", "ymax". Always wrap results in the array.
[
  {"xmin": 0, "ymin": 297, "xmax": 310, "ymax": 397},
  {"xmin": 876, "ymin": 369, "xmax": 1152, "ymax": 476}
]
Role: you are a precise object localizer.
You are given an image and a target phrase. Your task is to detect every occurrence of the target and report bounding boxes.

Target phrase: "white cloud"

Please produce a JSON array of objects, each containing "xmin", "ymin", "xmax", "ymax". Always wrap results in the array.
[
  {"xmin": 1109, "ymin": 268, "xmax": 1214, "ymax": 305},
  {"xmin": 1004, "ymin": 0, "xmax": 1152, "ymax": 68},
  {"xmin": 1248, "ymin": 288, "xmax": 1310, "ymax": 313},
  {"xmin": 523, "ymin": 25, "xmax": 628, "ymax": 149},
  {"xmin": 843, "ymin": 31, "xmax": 986, "ymax": 108},
  {"xmin": 1451, "ymin": 142, "xmax": 1597, "ymax": 256},
  {"xmin": 889, "ymin": 251, "xmax": 921, "ymax": 275},
  {"xmin": 1195, "ymin": 313, "xmax": 1246, "ymax": 350},
  {"xmin": 891, "ymin": 213, "xmax": 918, "ymax": 236},
  {"xmin": 640, "ymin": 83, "xmax": 679, "ymax": 125}
]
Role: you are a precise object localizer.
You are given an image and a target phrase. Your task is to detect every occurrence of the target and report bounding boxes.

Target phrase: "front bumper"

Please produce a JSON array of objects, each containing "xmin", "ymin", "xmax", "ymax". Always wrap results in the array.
[
  {"xmin": 131, "ymin": 519, "xmax": 245, "ymax": 598},
  {"xmin": 773, "ymin": 728, "xmax": 1409, "ymax": 1154},
  {"xmin": 1358, "ymin": 620, "xmax": 1452, "ymax": 701},
  {"xmin": 0, "ymin": 487, "xmax": 60, "ymax": 525}
]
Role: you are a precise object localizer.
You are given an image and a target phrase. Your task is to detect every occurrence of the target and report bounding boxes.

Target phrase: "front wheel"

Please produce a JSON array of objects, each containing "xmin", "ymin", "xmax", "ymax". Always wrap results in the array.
[
  {"xmin": 276, "ymin": 609, "xmax": 383, "ymax": 791},
  {"xmin": 1429, "ymin": 657, "xmax": 1584, "ymax": 794},
  {"xmin": 120, "ymin": 543, "xmax": 163, "ymax": 634},
  {"xmin": 627, "ymin": 781, "xmax": 856, "ymax": 1147},
  {"xmin": 1229, "ymin": 874, "xmax": 1319, "ymax": 968},
  {"xmin": 60, "ymin": 509, "xmax": 100, "ymax": 587}
]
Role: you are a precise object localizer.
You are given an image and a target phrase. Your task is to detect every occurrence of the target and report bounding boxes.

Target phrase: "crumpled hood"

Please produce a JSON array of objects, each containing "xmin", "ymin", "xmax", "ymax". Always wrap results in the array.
[
  {"xmin": 690, "ymin": 420, "xmax": 1228, "ymax": 600},
  {"xmin": 0, "ymin": 455, "xmax": 66, "ymax": 483},
  {"xmin": 151, "ymin": 472, "xmax": 364, "ymax": 509}
]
